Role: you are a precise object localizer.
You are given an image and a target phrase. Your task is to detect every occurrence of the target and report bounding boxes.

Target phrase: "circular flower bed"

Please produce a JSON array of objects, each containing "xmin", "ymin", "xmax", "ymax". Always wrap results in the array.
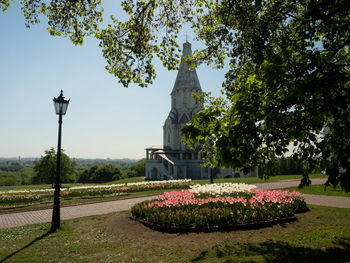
[{"xmin": 131, "ymin": 183, "xmax": 307, "ymax": 232}]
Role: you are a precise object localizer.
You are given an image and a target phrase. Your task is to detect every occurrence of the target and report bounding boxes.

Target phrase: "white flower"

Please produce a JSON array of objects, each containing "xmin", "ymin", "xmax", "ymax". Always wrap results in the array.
[
  {"xmin": 0, "ymin": 189, "xmax": 56, "ymax": 194},
  {"xmin": 127, "ymin": 179, "xmax": 191, "ymax": 186},
  {"xmin": 189, "ymin": 183, "xmax": 256, "ymax": 195},
  {"xmin": 0, "ymin": 179, "xmax": 192, "ymax": 194},
  {"xmin": 68, "ymin": 184, "xmax": 124, "ymax": 190}
]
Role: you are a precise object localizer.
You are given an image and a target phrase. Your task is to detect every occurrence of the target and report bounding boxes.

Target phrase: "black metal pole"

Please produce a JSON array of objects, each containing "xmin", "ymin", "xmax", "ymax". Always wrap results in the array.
[
  {"xmin": 51, "ymin": 112, "xmax": 62, "ymax": 232},
  {"xmin": 210, "ymin": 167, "xmax": 214, "ymax": 184}
]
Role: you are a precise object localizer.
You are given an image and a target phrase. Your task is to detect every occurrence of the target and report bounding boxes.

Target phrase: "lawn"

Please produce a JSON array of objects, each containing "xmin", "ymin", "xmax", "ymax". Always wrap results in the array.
[
  {"xmin": 193, "ymin": 174, "xmax": 326, "ymax": 185},
  {"xmin": 0, "ymin": 174, "xmax": 327, "ymax": 192},
  {"xmin": 289, "ymin": 184, "xmax": 350, "ymax": 197},
  {"xmin": 1, "ymin": 205, "xmax": 349, "ymax": 262},
  {"xmin": 0, "ymin": 177, "xmax": 147, "ymax": 192}
]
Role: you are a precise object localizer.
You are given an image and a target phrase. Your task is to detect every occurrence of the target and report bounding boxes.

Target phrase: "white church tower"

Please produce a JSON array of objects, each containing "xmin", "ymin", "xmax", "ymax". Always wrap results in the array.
[
  {"xmin": 145, "ymin": 41, "xmax": 207, "ymax": 180},
  {"xmin": 145, "ymin": 41, "xmax": 258, "ymax": 180},
  {"xmin": 163, "ymin": 41, "xmax": 202, "ymax": 150}
]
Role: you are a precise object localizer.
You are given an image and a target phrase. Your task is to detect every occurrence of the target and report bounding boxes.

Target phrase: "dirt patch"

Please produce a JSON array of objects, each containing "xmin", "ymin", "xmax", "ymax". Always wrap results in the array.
[
  {"xmin": 102, "ymin": 212, "xmax": 300, "ymax": 248},
  {"xmin": 103, "ymin": 213, "xmax": 218, "ymax": 246}
]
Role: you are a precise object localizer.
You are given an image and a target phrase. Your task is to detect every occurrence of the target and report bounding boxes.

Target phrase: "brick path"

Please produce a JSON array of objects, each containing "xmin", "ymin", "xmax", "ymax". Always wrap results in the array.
[
  {"xmin": 1, "ymin": 178, "xmax": 349, "ymax": 229},
  {"xmin": 0, "ymin": 196, "xmax": 155, "ymax": 229}
]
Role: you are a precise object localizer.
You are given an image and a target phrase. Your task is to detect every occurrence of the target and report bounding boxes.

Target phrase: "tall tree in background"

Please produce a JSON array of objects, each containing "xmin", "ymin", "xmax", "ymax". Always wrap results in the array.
[
  {"xmin": 32, "ymin": 148, "xmax": 76, "ymax": 186},
  {"xmin": 2, "ymin": 0, "xmax": 349, "ymax": 190}
]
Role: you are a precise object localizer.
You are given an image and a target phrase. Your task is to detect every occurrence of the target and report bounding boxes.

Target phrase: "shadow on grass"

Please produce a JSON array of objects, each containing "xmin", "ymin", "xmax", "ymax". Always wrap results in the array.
[
  {"xmin": 0, "ymin": 231, "xmax": 52, "ymax": 263},
  {"xmin": 191, "ymin": 237, "xmax": 350, "ymax": 263}
]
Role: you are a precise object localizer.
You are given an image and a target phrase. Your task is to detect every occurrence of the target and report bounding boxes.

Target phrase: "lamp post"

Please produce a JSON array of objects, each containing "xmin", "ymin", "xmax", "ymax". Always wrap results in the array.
[{"xmin": 51, "ymin": 90, "xmax": 70, "ymax": 232}]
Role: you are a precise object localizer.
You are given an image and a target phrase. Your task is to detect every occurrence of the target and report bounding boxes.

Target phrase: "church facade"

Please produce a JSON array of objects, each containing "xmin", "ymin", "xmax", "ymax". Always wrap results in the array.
[{"xmin": 145, "ymin": 41, "xmax": 258, "ymax": 180}]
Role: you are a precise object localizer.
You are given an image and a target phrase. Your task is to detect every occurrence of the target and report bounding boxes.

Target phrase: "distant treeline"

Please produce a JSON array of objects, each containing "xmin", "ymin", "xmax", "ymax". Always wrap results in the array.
[
  {"xmin": 0, "ymin": 158, "xmax": 144, "ymax": 186},
  {"xmin": 77, "ymin": 159, "xmax": 145, "ymax": 184},
  {"xmin": 0, "ymin": 163, "xmax": 34, "ymax": 186},
  {"xmin": 73, "ymin": 158, "xmax": 138, "ymax": 170}
]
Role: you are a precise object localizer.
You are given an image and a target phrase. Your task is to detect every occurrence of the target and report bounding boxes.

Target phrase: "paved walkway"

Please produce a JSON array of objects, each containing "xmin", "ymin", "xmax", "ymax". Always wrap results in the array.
[{"xmin": 0, "ymin": 178, "xmax": 349, "ymax": 229}]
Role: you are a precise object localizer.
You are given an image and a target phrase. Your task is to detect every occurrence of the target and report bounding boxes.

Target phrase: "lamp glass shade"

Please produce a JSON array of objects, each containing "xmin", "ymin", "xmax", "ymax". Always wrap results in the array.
[{"xmin": 53, "ymin": 90, "xmax": 70, "ymax": 115}]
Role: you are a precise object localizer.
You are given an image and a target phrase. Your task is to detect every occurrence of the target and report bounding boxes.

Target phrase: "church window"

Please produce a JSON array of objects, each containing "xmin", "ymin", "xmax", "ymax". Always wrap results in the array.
[{"xmin": 168, "ymin": 133, "xmax": 170, "ymax": 143}]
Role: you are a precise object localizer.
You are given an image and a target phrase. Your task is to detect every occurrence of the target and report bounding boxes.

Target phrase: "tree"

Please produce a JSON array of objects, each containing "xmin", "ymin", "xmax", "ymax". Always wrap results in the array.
[
  {"xmin": 77, "ymin": 165, "xmax": 98, "ymax": 184},
  {"xmin": 125, "ymin": 159, "xmax": 145, "ymax": 178},
  {"xmin": 1, "ymin": 0, "xmax": 196, "ymax": 87},
  {"xmin": 180, "ymin": 0, "xmax": 350, "ymax": 191},
  {"xmin": 78, "ymin": 163, "xmax": 122, "ymax": 183},
  {"xmin": 1, "ymin": 0, "xmax": 103, "ymax": 45},
  {"xmin": 3, "ymin": 0, "xmax": 350, "ymax": 190},
  {"xmin": 32, "ymin": 148, "xmax": 76, "ymax": 186},
  {"xmin": 90, "ymin": 163, "xmax": 122, "ymax": 183}
]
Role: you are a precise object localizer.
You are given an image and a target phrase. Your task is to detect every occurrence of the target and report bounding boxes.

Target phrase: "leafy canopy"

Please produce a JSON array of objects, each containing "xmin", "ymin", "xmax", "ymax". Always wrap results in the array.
[
  {"xmin": 182, "ymin": 0, "xmax": 350, "ymax": 191},
  {"xmin": 124, "ymin": 159, "xmax": 145, "ymax": 178},
  {"xmin": 78, "ymin": 163, "xmax": 122, "ymax": 183},
  {"xmin": 2, "ymin": 0, "xmax": 350, "ymax": 190},
  {"xmin": 32, "ymin": 148, "xmax": 76, "ymax": 186}
]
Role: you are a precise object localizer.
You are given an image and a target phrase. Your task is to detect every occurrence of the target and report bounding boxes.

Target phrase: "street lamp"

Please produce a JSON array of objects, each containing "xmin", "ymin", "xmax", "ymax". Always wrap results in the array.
[{"xmin": 51, "ymin": 90, "xmax": 70, "ymax": 232}]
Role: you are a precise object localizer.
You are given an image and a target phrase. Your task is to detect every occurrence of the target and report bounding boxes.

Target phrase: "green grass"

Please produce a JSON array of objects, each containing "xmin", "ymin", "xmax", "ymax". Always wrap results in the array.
[
  {"xmin": 0, "ymin": 174, "xmax": 326, "ymax": 192},
  {"xmin": 1, "ymin": 205, "xmax": 349, "ymax": 262},
  {"xmin": 0, "ymin": 177, "xmax": 146, "ymax": 192},
  {"xmin": 193, "ymin": 174, "xmax": 327, "ymax": 185},
  {"xmin": 0, "ymin": 183, "xmax": 98, "ymax": 192},
  {"xmin": 289, "ymin": 184, "xmax": 350, "ymax": 197},
  {"xmin": 107, "ymin": 176, "xmax": 145, "ymax": 184}
]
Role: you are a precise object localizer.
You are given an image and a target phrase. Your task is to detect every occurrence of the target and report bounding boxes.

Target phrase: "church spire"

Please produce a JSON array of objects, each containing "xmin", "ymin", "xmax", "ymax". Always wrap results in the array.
[{"xmin": 171, "ymin": 41, "xmax": 202, "ymax": 94}]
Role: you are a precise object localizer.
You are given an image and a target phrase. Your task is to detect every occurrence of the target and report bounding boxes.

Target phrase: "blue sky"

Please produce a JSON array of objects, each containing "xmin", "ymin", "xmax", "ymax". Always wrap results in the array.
[{"xmin": 0, "ymin": 1, "xmax": 227, "ymax": 159}]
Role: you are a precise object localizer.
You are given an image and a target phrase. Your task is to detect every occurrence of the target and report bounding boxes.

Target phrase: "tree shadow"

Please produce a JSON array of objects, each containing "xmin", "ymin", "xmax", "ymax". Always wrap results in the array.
[
  {"xmin": 191, "ymin": 237, "xmax": 350, "ymax": 263},
  {"xmin": 0, "ymin": 231, "xmax": 52, "ymax": 263}
]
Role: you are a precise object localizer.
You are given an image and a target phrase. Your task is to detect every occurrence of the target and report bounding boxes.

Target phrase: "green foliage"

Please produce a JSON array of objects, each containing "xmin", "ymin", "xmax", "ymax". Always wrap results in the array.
[
  {"xmin": 0, "ymin": 163, "xmax": 24, "ymax": 172},
  {"xmin": 0, "ymin": 173, "xmax": 21, "ymax": 186},
  {"xmin": 91, "ymin": 163, "xmax": 122, "ymax": 182},
  {"xmin": 74, "ymin": 158, "xmax": 137, "ymax": 170},
  {"xmin": 78, "ymin": 163, "xmax": 122, "ymax": 183},
  {"xmin": 182, "ymin": 0, "xmax": 350, "ymax": 191},
  {"xmin": 0, "ymin": 166, "xmax": 34, "ymax": 186},
  {"xmin": 1, "ymin": 0, "xmax": 103, "ymax": 45},
  {"xmin": 32, "ymin": 148, "xmax": 76, "ymax": 186},
  {"xmin": 77, "ymin": 165, "xmax": 98, "ymax": 183},
  {"xmin": 124, "ymin": 159, "xmax": 145, "ymax": 178},
  {"xmin": 3, "ymin": 0, "xmax": 349, "ymax": 190},
  {"xmin": 258, "ymin": 157, "xmax": 304, "ymax": 176}
]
